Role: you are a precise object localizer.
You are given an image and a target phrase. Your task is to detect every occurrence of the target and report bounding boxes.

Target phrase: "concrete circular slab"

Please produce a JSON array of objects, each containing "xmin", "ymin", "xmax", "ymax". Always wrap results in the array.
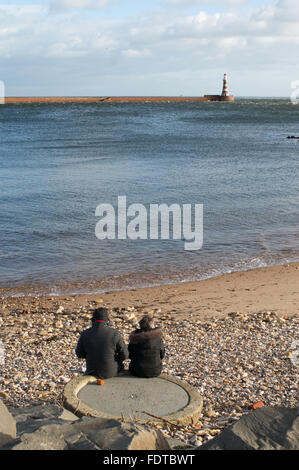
[{"xmin": 63, "ymin": 372, "xmax": 203, "ymax": 426}]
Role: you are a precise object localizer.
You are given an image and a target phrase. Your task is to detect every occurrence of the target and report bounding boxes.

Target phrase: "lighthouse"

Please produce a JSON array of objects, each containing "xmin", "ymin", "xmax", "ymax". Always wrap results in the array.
[{"xmin": 221, "ymin": 73, "xmax": 230, "ymax": 97}]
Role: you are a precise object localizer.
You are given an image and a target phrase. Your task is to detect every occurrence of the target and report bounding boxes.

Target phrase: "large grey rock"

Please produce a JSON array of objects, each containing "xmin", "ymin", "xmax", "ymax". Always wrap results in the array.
[
  {"xmin": 8, "ymin": 404, "xmax": 78, "ymax": 435},
  {"xmin": 0, "ymin": 400, "xmax": 16, "ymax": 447},
  {"xmin": 2, "ymin": 409, "xmax": 170, "ymax": 450},
  {"xmin": 200, "ymin": 407, "xmax": 299, "ymax": 450},
  {"xmin": 166, "ymin": 437, "xmax": 195, "ymax": 450}
]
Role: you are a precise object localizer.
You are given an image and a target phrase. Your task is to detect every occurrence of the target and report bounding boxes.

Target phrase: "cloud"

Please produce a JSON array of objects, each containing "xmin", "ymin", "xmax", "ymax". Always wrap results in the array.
[
  {"xmin": 1, "ymin": 1, "xmax": 299, "ymax": 95},
  {"xmin": 49, "ymin": 0, "xmax": 119, "ymax": 11},
  {"xmin": 121, "ymin": 48, "xmax": 151, "ymax": 58},
  {"xmin": 163, "ymin": 0, "xmax": 247, "ymax": 6},
  {"xmin": 2, "ymin": 1, "xmax": 299, "ymax": 60}
]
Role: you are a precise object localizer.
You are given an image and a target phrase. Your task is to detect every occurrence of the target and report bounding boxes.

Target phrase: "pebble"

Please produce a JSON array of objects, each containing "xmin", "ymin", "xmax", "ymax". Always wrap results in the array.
[
  {"xmin": 205, "ymin": 409, "xmax": 217, "ymax": 418},
  {"xmin": 190, "ymin": 434, "xmax": 202, "ymax": 446},
  {"xmin": 37, "ymin": 330, "xmax": 49, "ymax": 336},
  {"xmin": 60, "ymin": 376, "xmax": 70, "ymax": 383},
  {"xmin": 123, "ymin": 313, "xmax": 136, "ymax": 321}
]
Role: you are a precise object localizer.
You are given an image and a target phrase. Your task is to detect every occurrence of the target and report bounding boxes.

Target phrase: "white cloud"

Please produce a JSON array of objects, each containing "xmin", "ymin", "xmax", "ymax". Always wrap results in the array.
[
  {"xmin": 164, "ymin": 0, "xmax": 246, "ymax": 6},
  {"xmin": 121, "ymin": 48, "xmax": 151, "ymax": 58},
  {"xmin": 0, "ymin": 1, "xmax": 299, "ymax": 95},
  {"xmin": 49, "ymin": 0, "xmax": 119, "ymax": 10},
  {"xmin": 2, "ymin": 1, "xmax": 299, "ymax": 60},
  {"xmin": 218, "ymin": 37, "xmax": 247, "ymax": 49}
]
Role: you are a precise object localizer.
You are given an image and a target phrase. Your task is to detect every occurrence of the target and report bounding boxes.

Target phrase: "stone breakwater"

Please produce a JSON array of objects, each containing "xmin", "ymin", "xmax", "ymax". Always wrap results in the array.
[
  {"xmin": 4, "ymin": 95, "xmax": 234, "ymax": 104},
  {"xmin": 0, "ymin": 302, "xmax": 297, "ymax": 447}
]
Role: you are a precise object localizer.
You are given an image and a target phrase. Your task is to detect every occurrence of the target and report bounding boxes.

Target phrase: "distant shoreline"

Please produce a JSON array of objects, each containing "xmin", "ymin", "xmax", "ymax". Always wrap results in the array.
[{"xmin": 4, "ymin": 95, "xmax": 234, "ymax": 104}]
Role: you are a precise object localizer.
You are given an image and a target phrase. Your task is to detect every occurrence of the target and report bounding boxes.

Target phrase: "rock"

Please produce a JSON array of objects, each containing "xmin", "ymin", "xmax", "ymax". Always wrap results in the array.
[
  {"xmin": 0, "ymin": 400, "xmax": 16, "ymax": 447},
  {"xmin": 193, "ymin": 421, "xmax": 203, "ymax": 430},
  {"xmin": 37, "ymin": 330, "xmax": 49, "ymax": 336},
  {"xmin": 2, "ymin": 408, "xmax": 170, "ymax": 450},
  {"xmin": 8, "ymin": 404, "xmax": 74, "ymax": 435},
  {"xmin": 59, "ymin": 409, "xmax": 79, "ymax": 421},
  {"xmin": 166, "ymin": 437, "xmax": 194, "ymax": 450},
  {"xmin": 205, "ymin": 406, "xmax": 217, "ymax": 418},
  {"xmin": 200, "ymin": 407, "xmax": 299, "ymax": 450},
  {"xmin": 83, "ymin": 421, "xmax": 170, "ymax": 450},
  {"xmin": 190, "ymin": 433, "xmax": 202, "ymax": 446},
  {"xmin": 248, "ymin": 401, "xmax": 264, "ymax": 410},
  {"xmin": 123, "ymin": 312, "xmax": 136, "ymax": 321},
  {"xmin": 60, "ymin": 376, "xmax": 70, "ymax": 384},
  {"xmin": 206, "ymin": 410, "xmax": 217, "ymax": 418}
]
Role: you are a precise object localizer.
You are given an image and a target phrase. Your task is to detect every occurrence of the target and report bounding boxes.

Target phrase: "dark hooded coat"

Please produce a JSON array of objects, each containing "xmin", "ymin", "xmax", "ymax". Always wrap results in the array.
[
  {"xmin": 75, "ymin": 322, "xmax": 128, "ymax": 379},
  {"xmin": 128, "ymin": 327, "xmax": 165, "ymax": 378}
]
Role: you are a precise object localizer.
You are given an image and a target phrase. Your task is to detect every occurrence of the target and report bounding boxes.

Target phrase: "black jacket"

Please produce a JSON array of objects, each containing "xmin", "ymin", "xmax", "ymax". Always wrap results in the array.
[
  {"xmin": 75, "ymin": 323, "xmax": 128, "ymax": 379},
  {"xmin": 128, "ymin": 327, "xmax": 165, "ymax": 378}
]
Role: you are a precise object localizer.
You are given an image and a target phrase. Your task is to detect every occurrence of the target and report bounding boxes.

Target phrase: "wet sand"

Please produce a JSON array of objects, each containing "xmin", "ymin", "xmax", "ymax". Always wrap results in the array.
[{"xmin": 1, "ymin": 261, "xmax": 298, "ymax": 320}]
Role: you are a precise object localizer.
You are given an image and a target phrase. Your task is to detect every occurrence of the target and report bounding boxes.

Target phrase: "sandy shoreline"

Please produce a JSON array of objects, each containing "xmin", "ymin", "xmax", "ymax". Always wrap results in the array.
[{"xmin": 1, "ymin": 261, "xmax": 298, "ymax": 320}]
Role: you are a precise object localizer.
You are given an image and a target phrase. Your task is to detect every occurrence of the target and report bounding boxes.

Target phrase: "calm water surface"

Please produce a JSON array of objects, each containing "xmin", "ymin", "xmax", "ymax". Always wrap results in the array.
[{"xmin": 0, "ymin": 98, "xmax": 298, "ymax": 295}]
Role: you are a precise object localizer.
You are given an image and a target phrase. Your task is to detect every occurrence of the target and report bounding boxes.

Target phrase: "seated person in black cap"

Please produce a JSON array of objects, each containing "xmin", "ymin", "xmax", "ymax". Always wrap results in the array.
[
  {"xmin": 75, "ymin": 307, "xmax": 128, "ymax": 379},
  {"xmin": 128, "ymin": 315, "xmax": 165, "ymax": 378}
]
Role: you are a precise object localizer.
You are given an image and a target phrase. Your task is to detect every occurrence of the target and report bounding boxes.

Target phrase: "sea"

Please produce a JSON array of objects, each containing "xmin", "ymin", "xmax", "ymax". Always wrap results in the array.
[{"xmin": 0, "ymin": 98, "xmax": 298, "ymax": 297}]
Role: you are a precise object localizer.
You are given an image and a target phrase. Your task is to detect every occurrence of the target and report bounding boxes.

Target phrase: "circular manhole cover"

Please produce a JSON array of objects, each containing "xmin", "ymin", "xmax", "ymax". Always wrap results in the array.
[{"xmin": 63, "ymin": 372, "xmax": 203, "ymax": 426}]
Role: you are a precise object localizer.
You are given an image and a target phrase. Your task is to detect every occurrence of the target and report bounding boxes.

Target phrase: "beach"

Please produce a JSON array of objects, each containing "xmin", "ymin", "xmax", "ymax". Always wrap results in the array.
[
  {"xmin": 0, "ymin": 262, "xmax": 298, "ymax": 446},
  {"xmin": 2, "ymin": 260, "xmax": 298, "ymax": 320}
]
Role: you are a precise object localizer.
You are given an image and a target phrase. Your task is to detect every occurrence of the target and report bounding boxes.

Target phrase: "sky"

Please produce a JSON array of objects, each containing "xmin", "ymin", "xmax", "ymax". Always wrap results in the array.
[{"xmin": 0, "ymin": 0, "xmax": 298, "ymax": 96}]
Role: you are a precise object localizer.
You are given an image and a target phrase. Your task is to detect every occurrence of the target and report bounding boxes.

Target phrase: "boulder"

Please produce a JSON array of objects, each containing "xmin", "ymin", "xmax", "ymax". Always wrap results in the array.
[
  {"xmin": 2, "ymin": 405, "xmax": 170, "ymax": 450},
  {"xmin": 8, "ymin": 404, "xmax": 78, "ymax": 435},
  {"xmin": 0, "ymin": 400, "xmax": 16, "ymax": 447},
  {"xmin": 200, "ymin": 406, "xmax": 299, "ymax": 450}
]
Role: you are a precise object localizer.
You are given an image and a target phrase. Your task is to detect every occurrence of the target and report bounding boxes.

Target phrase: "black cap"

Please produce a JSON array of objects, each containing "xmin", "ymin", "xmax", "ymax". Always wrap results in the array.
[{"xmin": 92, "ymin": 307, "xmax": 109, "ymax": 323}]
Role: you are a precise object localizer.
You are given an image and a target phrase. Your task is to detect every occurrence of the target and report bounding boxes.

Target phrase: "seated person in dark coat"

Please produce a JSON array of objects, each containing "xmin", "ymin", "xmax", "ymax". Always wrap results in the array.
[
  {"xmin": 75, "ymin": 307, "xmax": 128, "ymax": 379},
  {"xmin": 128, "ymin": 315, "xmax": 165, "ymax": 378}
]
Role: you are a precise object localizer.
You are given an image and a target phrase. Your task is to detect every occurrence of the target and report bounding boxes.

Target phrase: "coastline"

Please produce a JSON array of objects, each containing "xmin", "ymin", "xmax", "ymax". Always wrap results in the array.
[{"xmin": 1, "ymin": 260, "xmax": 298, "ymax": 320}]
